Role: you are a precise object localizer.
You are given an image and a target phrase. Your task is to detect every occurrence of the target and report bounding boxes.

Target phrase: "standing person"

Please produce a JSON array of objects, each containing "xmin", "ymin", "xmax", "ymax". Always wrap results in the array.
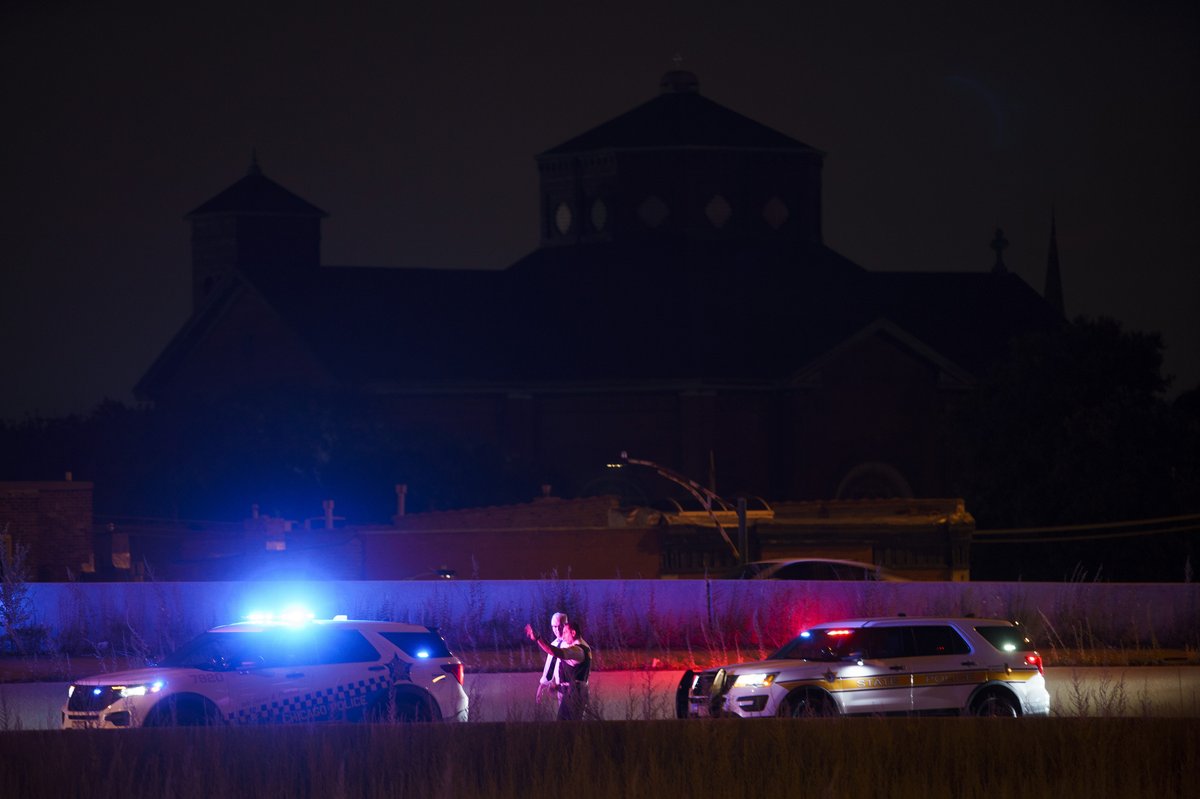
[
  {"xmin": 525, "ymin": 619, "xmax": 592, "ymax": 720},
  {"xmin": 536, "ymin": 612, "xmax": 569, "ymax": 704}
]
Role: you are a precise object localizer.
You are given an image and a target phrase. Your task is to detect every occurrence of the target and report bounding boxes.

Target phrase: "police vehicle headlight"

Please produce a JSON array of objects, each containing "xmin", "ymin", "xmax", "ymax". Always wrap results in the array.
[
  {"xmin": 117, "ymin": 680, "xmax": 165, "ymax": 698},
  {"xmin": 732, "ymin": 672, "xmax": 778, "ymax": 688}
]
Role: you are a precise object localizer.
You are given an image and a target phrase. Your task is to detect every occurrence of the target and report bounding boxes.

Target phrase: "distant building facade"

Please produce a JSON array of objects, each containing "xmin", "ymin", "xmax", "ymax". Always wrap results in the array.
[
  {"xmin": 137, "ymin": 71, "xmax": 1061, "ymax": 512},
  {"xmin": 90, "ymin": 493, "xmax": 972, "ymax": 581}
]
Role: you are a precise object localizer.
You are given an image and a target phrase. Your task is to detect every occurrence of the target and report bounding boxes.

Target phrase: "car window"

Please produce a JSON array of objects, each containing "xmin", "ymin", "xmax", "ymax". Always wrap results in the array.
[
  {"xmin": 262, "ymin": 629, "xmax": 380, "ymax": 666},
  {"xmin": 828, "ymin": 563, "xmax": 872, "ymax": 580},
  {"xmin": 159, "ymin": 632, "xmax": 240, "ymax": 669},
  {"xmin": 310, "ymin": 630, "xmax": 381, "ymax": 664},
  {"xmin": 853, "ymin": 627, "xmax": 914, "ymax": 659},
  {"xmin": 162, "ymin": 629, "xmax": 380, "ymax": 669},
  {"xmin": 771, "ymin": 628, "xmax": 858, "ymax": 661},
  {"xmin": 255, "ymin": 631, "xmax": 314, "ymax": 667},
  {"xmin": 773, "ymin": 562, "xmax": 834, "ymax": 580},
  {"xmin": 974, "ymin": 625, "xmax": 1038, "ymax": 654},
  {"xmin": 379, "ymin": 631, "xmax": 452, "ymax": 659},
  {"xmin": 770, "ymin": 626, "xmax": 912, "ymax": 661},
  {"xmin": 911, "ymin": 625, "xmax": 971, "ymax": 656}
]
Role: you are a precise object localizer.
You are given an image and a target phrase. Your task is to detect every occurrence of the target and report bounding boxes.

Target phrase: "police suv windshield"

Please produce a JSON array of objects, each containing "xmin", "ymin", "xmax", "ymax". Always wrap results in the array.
[
  {"xmin": 769, "ymin": 628, "xmax": 864, "ymax": 662},
  {"xmin": 159, "ymin": 632, "xmax": 262, "ymax": 670},
  {"xmin": 160, "ymin": 628, "xmax": 382, "ymax": 670}
]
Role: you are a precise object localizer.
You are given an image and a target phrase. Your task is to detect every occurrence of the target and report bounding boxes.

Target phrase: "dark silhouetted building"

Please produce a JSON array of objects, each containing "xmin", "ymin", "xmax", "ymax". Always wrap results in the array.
[{"xmin": 137, "ymin": 71, "xmax": 1061, "ymax": 510}]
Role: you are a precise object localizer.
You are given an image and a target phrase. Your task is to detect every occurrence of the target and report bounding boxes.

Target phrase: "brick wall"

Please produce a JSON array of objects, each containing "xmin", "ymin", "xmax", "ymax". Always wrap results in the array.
[
  {"xmin": 368, "ymin": 496, "xmax": 660, "ymax": 579},
  {"xmin": 357, "ymin": 526, "xmax": 661, "ymax": 580},
  {"xmin": 0, "ymin": 481, "xmax": 94, "ymax": 580}
]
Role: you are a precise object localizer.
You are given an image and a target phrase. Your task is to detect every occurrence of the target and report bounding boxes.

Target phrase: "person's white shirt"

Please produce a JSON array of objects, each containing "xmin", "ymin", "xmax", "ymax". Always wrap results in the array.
[
  {"xmin": 542, "ymin": 636, "xmax": 566, "ymax": 684},
  {"xmin": 537, "ymin": 613, "xmax": 569, "ymax": 699}
]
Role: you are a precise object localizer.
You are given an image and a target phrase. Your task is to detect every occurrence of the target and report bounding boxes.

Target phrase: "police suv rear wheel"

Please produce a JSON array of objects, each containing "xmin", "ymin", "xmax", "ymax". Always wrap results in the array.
[
  {"xmin": 973, "ymin": 691, "xmax": 1019, "ymax": 717},
  {"xmin": 369, "ymin": 688, "xmax": 436, "ymax": 723}
]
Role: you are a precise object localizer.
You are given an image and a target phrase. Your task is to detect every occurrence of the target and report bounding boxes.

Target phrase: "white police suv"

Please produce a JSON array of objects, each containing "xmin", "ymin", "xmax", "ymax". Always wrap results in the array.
[
  {"xmin": 677, "ymin": 616, "xmax": 1050, "ymax": 718},
  {"xmin": 62, "ymin": 617, "xmax": 468, "ymax": 728}
]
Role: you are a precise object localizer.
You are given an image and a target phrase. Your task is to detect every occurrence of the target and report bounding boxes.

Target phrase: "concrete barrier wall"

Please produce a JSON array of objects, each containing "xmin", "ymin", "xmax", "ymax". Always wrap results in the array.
[{"xmin": 23, "ymin": 580, "xmax": 1200, "ymax": 656}]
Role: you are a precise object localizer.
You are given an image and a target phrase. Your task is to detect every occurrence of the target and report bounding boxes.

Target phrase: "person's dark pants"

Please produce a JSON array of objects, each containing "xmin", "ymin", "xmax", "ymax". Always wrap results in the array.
[{"xmin": 557, "ymin": 683, "xmax": 590, "ymax": 720}]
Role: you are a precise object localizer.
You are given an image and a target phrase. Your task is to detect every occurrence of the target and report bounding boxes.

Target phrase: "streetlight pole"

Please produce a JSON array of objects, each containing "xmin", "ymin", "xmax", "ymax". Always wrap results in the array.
[{"xmin": 613, "ymin": 451, "xmax": 742, "ymax": 561}]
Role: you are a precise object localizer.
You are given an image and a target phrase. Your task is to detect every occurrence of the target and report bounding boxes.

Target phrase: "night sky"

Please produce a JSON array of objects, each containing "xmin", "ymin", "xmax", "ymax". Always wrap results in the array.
[{"xmin": 2, "ymin": 2, "xmax": 1197, "ymax": 421}]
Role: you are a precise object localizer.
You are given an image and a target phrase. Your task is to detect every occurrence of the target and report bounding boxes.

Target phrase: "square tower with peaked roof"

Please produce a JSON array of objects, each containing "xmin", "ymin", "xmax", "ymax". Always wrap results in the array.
[{"xmin": 186, "ymin": 153, "xmax": 328, "ymax": 312}]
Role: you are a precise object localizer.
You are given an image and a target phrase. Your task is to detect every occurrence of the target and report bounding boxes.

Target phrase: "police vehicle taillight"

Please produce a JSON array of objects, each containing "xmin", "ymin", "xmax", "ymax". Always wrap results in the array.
[
  {"xmin": 1024, "ymin": 653, "xmax": 1044, "ymax": 674},
  {"xmin": 442, "ymin": 663, "xmax": 464, "ymax": 686}
]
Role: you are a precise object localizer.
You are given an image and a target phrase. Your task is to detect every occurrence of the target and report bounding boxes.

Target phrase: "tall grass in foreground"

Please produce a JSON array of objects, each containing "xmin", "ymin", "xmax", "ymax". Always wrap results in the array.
[{"xmin": 1, "ymin": 718, "xmax": 1195, "ymax": 798}]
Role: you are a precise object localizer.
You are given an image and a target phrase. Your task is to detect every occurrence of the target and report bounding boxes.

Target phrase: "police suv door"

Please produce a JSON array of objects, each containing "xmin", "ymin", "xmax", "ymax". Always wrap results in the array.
[
  {"xmin": 221, "ymin": 630, "xmax": 303, "ymax": 724},
  {"xmin": 906, "ymin": 624, "xmax": 979, "ymax": 713},
  {"xmin": 283, "ymin": 628, "xmax": 383, "ymax": 722},
  {"xmin": 834, "ymin": 626, "xmax": 915, "ymax": 715}
]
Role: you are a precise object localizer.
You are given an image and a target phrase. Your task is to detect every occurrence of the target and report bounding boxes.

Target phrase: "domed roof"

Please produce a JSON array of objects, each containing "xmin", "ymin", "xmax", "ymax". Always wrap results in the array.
[{"xmin": 540, "ymin": 71, "xmax": 821, "ymax": 156}]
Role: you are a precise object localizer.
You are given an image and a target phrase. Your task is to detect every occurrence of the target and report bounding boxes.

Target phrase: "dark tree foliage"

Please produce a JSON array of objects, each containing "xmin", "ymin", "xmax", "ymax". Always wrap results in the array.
[
  {"xmin": 949, "ymin": 316, "xmax": 1199, "ymax": 580},
  {"xmin": 0, "ymin": 390, "xmax": 537, "ymax": 523},
  {"xmin": 3, "ymin": 319, "xmax": 1195, "ymax": 581}
]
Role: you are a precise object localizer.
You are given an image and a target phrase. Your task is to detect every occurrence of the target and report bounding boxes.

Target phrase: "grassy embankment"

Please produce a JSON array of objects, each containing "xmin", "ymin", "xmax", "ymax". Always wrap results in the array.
[
  {"xmin": 1, "ymin": 718, "xmax": 1196, "ymax": 798},
  {"xmin": 2, "ymin": 578, "xmax": 1196, "ymax": 682}
]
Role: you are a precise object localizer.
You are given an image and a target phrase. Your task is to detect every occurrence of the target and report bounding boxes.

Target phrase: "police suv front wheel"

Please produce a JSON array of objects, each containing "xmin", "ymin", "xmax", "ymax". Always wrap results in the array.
[
  {"xmin": 143, "ymin": 695, "xmax": 224, "ymax": 727},
  {"xmin": 784, "ymin": 690, "xmax": 837, "ymax": 718},
  {"xmin": 675, "ymin": 670, "xmax": 695, "ymax": 719}
]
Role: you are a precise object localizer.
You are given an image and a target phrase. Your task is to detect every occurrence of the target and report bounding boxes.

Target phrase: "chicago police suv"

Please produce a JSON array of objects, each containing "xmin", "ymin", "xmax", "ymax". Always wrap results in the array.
[
  {"xmin": 677, "ymin": 616, "xmax": 1050, "ymax": 718},
  {"xmin": 62, "ymin": 616, "xmax": 468, "ymax": 728}
]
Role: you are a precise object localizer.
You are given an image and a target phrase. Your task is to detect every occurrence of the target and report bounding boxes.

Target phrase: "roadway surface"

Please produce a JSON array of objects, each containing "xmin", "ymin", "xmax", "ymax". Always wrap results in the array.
[{"xmin": 2, "ymin": 667, "xmax": 1196, "ymax": 730}]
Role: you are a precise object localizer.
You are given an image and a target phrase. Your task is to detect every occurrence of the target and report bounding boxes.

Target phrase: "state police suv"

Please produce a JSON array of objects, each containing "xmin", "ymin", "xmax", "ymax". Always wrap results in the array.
[
  {"xmin": 62, "ymin": 617, "xmax": 468, "ymax": 728},
  {"xmin": 678, "ymin": 616, "xmax": 1050, "ymax": 718}
]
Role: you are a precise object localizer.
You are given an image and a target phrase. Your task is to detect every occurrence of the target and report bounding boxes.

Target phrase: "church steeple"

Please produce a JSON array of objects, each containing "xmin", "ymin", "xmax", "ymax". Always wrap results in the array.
[
  {"xmin": 1044, "ymin": 211, "xmax": 1065, "ymax": 317},
  {"xmin": 246, "ymin": 147, "xmax": 263, "ymax": 177},
  {"xmin": 989, "ymin": 228, "xmax": 1009, "ymax": 274}
]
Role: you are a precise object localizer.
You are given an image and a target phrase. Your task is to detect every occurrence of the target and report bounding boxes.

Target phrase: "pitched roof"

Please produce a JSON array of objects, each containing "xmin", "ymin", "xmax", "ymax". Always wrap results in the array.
[
  {"xmin": 140, "ymin": 233, "xmax": 1058, "ymax": 401},
  {"xmin": 540, "ymin": 72, "xmax": 822, "ymax": 156},
  {"xmin": 186, "ymin": 161, "xmax": 328, "ymax": 218},
  {"xmin": 861, "ymin": 271, "xmax": 1060, "ymax": 374}
]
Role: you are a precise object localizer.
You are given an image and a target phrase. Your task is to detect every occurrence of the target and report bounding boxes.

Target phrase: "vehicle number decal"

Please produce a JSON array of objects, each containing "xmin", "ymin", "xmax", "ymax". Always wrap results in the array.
[{"xmin": 191, "ymin": 673, "xmax": 224, "ymax": 683}]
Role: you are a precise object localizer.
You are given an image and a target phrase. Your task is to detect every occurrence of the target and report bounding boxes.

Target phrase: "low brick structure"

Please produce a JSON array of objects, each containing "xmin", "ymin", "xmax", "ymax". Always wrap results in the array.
[
  {"xmin": 0, "ymin": 480, "xmax": 94, "ymax": 580},
  {"xmin": 357, "ymin": 495, "xmax": 661, "ymax": 580}
]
